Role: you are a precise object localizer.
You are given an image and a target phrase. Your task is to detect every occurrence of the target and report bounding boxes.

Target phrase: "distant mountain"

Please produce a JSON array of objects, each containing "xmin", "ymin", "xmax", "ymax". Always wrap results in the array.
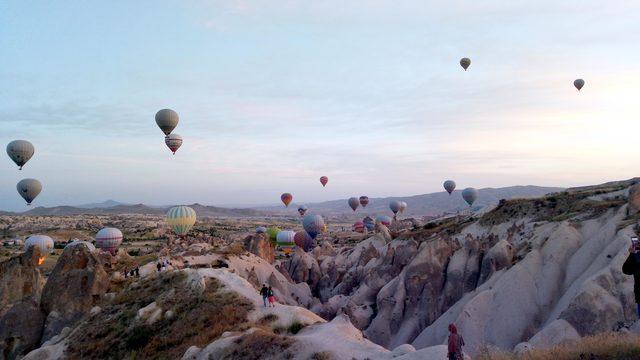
[
  {"xmin": 260, "ymin": 185, "xmax": 564, "ymax": 217},
  {"xmin": 14, "ymin": 203, "xmax": 266, "ymax": 217},
  {"xmin": 76, "ymin": 200, "xmax": 128, "ymax": 209}
]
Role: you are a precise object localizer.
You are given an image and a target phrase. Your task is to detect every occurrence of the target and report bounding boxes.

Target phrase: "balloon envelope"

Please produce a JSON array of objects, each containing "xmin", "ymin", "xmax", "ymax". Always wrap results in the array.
[
  {"xmin": 348, "ymin": 197, "xmax": 359, "ymax": 211},
  {"xmin": 303, "ymin": 214, "xmax": 325, "ymax": 239},
  {"xmin": 95, "ymin": 227, "xmax": 123, "ymax": 255},
  {"xmin": 320, "ymin": 176, "xmax": 328, "ymax": 187},
  {"xmin": 6, "ymin": 140, "xmax": 34, "ymax": 170},
  {"xmin": 65, "ymin": 240, "xmax": 96, "ymax": 252},
  {"xmin": 256, "ymin": 226, "xmax": 267, "ymax": 234},
  {"xmin": 166, "ymin": 206, "xmax": 197, "ymax": 236},
  {"xmin": 155, "ymin": 109, "xmax": 179, "ymax": 135},
  {"xmin": 298, "ymin": 205, "xmax": 308, "ymax": 216},
  {"xmin": 443, "ymin": 180, "xmax": 456, "ymax": 195},
  {"xmin": 399, "ymin": 201, "xmax": 407, "ymax": 214},
  {"xmin": 462, "ymin": 187, "xmax": 479, "ymax": 206},
  {"xmin": 165, "ymin": 134, "xmax": 183, "ymax": 154},
  {"xmin": 353, "ymin": 220, "xmax": 365, "ymax": 233},
  {"xmin": 376, "ymin": 215, "xmax": 392, "ymax": 227},
  {"xmin": 25, "ymin": 235, "xmax": 54, "ymax": 256},
  {"xmin": 460, "ymin": 57, "xmax": 471, "ymax": 71},
  {"xmin": 363, "ymin": 216, "xmax": 375, "ymax": 231},
  {"xmin": 281, "ymin": 193, "xmax": 293, "ymax": 207},
  {"xmin": 574, "ymin": 79, "xmax": 585, "ymax": 91},
  {"xmin": 266, "ymin": 227, "xmax": 281, "ymax": 245},
  {"xmin": 389, "ymin": 200, "xmax": 402, "ymax": 214},
  {"xmin": 276, "ymin": 230, "xmax": 296, "ymax": 253},
  {"xmin": 17, "ymin": 178, "xmax": 42, "ymax": 205},
  {"xmin": 359, "ymin": 196, "xmax": 369, "ymax": 207}
]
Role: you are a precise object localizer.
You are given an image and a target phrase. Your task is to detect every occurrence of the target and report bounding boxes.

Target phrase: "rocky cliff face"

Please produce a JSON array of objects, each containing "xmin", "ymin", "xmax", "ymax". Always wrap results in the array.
[
  {"xmin": 244, "ymin": 233, "xmax": 275, "ymax": 264},
  {"xmin": 0, "ymin": 246, "xmax": 43, "ymax": 310},
  {"xmin": 40, "ymin": 243, "xmax": 110, "ymax": 342},
  {"xmin": 282, "ymin": 179, "xmax": 640, "ymax": 356}
]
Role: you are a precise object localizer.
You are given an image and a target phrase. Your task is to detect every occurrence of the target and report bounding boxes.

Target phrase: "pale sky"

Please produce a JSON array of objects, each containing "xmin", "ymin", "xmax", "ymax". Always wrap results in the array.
[{"xmin": 1, "ymin": 1, "xmax": 639, "ymax": 211}]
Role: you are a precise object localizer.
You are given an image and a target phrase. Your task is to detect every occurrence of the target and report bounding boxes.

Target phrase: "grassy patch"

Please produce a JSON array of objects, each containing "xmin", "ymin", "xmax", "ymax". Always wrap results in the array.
[
  {"xmin": 476, "ymin": 332, "xmax": 640, "ymax": 360},
  {"xmin": 216, "ymin": 329, "xmax": 294, "ymax": 360},
  {"xmin": 66, "ymin": 272, "xmax": 253, "ymax": 360},
  {"xmin": 311, "ymin": 352, "xmax": 333, "ymax": 360},
  {"xmin": 259, "ymin": 313, "xmax": 279, "ymax": 325}
]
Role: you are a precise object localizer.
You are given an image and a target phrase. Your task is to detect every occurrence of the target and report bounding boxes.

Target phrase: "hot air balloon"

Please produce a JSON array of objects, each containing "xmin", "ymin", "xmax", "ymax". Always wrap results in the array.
[
  {"xmin": 17, "ymin": 178, "xmax": 42, "ymax": 205},
  {"xmin": 294, "ymin": 230, "xmax": 314, "ymax": 252},
  {"xmin": 359, "ymin": 196, "xmax": 369, "ymax": 207},
  {"xmin": 376, "ymin": 215, "xmax": 392, "ymax": 227},
  {"xmin": 6, "ymin": 140, "xmax": 34, "ymax": 170},
  {"xmin": 298, "ymin": 205, "xmax": 308, "ymax": 216},
  {"xmin": 348, "ymin": 197, "xmax": 360, "ymax": 212},
  {"xmin": 165, "ymin": 134, "xmax": 183, "ymax": 155},
  {"xmin": 281, "ymin": 193, "xmax": 293, "ymax": 207},
  {"xmin": 462, "ymin": 187, "xmax": 479, "ymax": 206},
  {"xmin": 266, "ymin": 227, "xmax": 281, "ymax": 246},
  {"xmin": 303, "ymin": 214, "xmax": 325, "ymax": 239},
  {"xmin": 389, "ymin": 200, "xmax": 402, "ymax": 215},
  {"xmin": 320, "ymin": 176, "xmax": 328, "ymax": 187},
  {"xmin": 443, "ymin": 180, "xmax": 456, "ymax": 195},
  {"xmin": 460, "ymin": 58, "xmax": 471, "ymax": 71},
  {"xmin": 25, "ymin": 235, "xmax": 54, "ymax": 264},
  {"xmin": 574, "ymin": 79, "xmax": 585, "ymax": 91},
  {"xmin": 353, "ymin": 220, "xmax": 365, "ymax": 233},
  {"xmin": 95, "ymin": 227, "xmax": 123, "ymax": 255},
  {"xmin": 166, "ymin": 206, "xmax": 197, "ymax": 236},
  {"xmin": 276, "ymin": 230, "xmax": 296, "ymax": 254},
  {"xmin": 155, "ymin": 109, "xmax": 179, "ymax": 136},
  {"xmin": 363, "ymin": 216, "xmax": 375, "ymax": 231},
  {"xmin": 399, "ymin": 201, "xmax": 407, "ymax": 214},
  {"xmin": 256, "ymin": 226, "xmax": 267, "ymax": 234}
]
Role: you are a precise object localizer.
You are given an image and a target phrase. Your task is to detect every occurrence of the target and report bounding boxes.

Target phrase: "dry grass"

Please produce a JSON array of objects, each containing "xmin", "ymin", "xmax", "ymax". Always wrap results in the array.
[
  {"xmin": 476, "ymin": 333, "xmax": 640, "ymax": 360},
  {"xmin": 216, "ymin": 329, "xmax": 295, "ymax": 360},
  {"xmin": 219, "ymin": 241, "xmax": 247, "ymax": 257},
  {"xmin": 66, "ymin": 272, "xmax": 253, "ymax": 360}
]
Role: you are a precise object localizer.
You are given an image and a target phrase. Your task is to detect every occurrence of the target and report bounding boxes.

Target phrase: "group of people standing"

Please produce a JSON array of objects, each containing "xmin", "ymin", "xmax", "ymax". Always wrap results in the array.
[
  {"xmin": 156, "ymin": 258, "xmax": 172, "ymax": 272},
  {"xmin": 123, "ymin": 266, "xmax": 139, "ymax": 278}
]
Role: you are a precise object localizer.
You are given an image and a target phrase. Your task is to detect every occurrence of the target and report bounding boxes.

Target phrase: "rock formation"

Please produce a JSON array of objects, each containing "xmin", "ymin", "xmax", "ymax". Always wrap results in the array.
[{"xmin": 244, "ymin": 233, "xmax": 275, "ymax": 263}]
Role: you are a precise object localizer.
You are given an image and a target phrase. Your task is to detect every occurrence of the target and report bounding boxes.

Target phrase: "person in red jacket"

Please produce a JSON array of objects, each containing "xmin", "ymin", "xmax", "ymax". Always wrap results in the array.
[{"xmin": 448, "ymin": 323, "xmax": 465, "ymax": 360}]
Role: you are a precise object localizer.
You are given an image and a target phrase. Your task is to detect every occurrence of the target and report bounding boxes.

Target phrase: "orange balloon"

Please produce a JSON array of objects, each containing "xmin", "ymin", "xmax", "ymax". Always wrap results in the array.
[{"xmin": 281, "ymin": 193, "xmax": 293, "ymax": 207}]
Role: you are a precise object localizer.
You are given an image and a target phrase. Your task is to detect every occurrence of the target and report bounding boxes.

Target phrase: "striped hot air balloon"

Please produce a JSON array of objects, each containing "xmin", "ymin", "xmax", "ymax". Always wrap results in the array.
[
  {"xmin": 155, "ymin": 109, "xmax": 179, "ymax": 136},
  {"xmin": 294, "ymin": 230, "xmax": 314, "ymax": 252},
  {"xmin": 95, "ymin": 227, "xmax": 123, "ymax": 255},
  {"xmin": 276, "ymin": 230, "xmax": 296, "ymax": 254},
  {"xmin": 165, "ymin": 134, "xmax": 183, "ymax": 155},
  {"xmin": 25, "ymin": 235, "xmax": 54, "ymax": 255},
  {"xmin": 443, "ymin": 180, "xmax": 456, "ymax": 195},
  {"xmin": 320, "ymin": 176, "xmax": 328, "ymax": 187},
  {"xmin": 303, "ymin": 214, "xmax": 325, "ymax": 240},
  {"xmin": 166, "ymin": 206, "xmax": 197, "ymax": 236}
]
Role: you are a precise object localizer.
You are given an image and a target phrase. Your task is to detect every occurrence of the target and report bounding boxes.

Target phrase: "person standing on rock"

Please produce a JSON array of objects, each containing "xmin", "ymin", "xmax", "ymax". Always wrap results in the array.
[
  {"xmin": 623, "ymin": 237, "xmax": 640, "ymax": 317},
  {"xmin": 260, "ymin": 284, "xmax": 269, "ymax": 307},
  {"xmin": 447, "ymin": 323, "xmax": 464, "ymax": 360},
  {"xmin": 156, "ymin": 261, "xmax": 162, "ymax": 272},
  {"xmin": 267, "ymin": 286, "xmax": 276, "ymax": 307}
]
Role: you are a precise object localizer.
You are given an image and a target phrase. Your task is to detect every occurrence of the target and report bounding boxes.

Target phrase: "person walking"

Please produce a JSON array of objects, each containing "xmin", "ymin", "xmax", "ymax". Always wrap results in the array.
[
  {"xmin": 267, "ymin": 286, "xmax": 276, "ymax": 307},
  {"xmin": 447, "ymin": 323, "xmax": 464, "ymax": 360},
  {"xmin": 123, "ymin": 268, "xmax": 128, "ymax": 279},
  {"xmin": 134, "ymin": 266, "xmax": 140, "ymax": 277},
  {"xmin": 623, "ymin": 238, "xmax": 640, "ymax": 317},
  {"xmin": 156, "ymin": 261, "xmax": 162, "ymax": 272},
  {"xmin": 259, "ymin": 284, "xmax": 269, "ymax": 307}
]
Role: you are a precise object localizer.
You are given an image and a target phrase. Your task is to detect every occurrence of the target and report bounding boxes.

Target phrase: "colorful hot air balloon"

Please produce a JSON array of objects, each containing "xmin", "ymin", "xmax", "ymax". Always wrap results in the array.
[
  {"xmin": 281, "ymin": 193, "xmax": 293, "ymax": 207},
  {"xmin": 363, "ymin": 216, "xmax": 375, "ymax": 231},
  {"xmin": 276, "ymin": 230, "xmax": 296, "ymax": 254},
  {"xmin": 353, "ymin": 220, "xmax": 365, "ymax": 233},
  {"xmin": 348, "ymin": 197, "xmax": 359, "ymax": 212},
  {"xmin": 462, "ymin": 187, "xmax": 479, "ymax": 206},
  {"xmin": 303, "ymin": 214, "xmax": 325, "ymax": 239},
  {"xmin": 165, "ymin": 134, "xmax": 183, "ymax": 155},
  {"xmin": 25, "ymin": 235, "xmax": 54, "ymax": 254},
  {"xmin": 6, "ymin": 140, "xmax": 34, "ymax": 170},
  {"xmin": 95, "ymin": 227, "xmax": 123, "ymax": 255},
  {"xmin": 574, "ymin": 79, "xmax": 585, "ymax": 91},
  {"xmin": 298, "ymin": 205, "xmax": 308, "ymax": 216},
  {"xmin": 376, "ymin": 215, "xmax": 392, "ymax": 227},
  {"xmin": 17, "ymin": 178, "xmax": 42, "ymax": 205},
  {"xmin": 399, "ymin": 201, "xmax": 407, "ymax": 214},
  {"xmin": 256, "ymin": 226, "xmax": 267, "ymax": 234},
  {"xmin": 155, "ymin": 109, "xmax": 179, "ymax": 136},
  {"xmin": 460, "ymin": 57, "xmax": 471, "ymax": 71},
  {"xmin": 389, "ymin": 200, "xmax": 402, "ymax": 215},
  {"xmin": 320, "ymin": 176, "xmax": 328, "ymax": 187},
  {"xmin": 444, "ymin": 180, "xmax": 456, "ymax": 195},
  {"xmin": 266, "ymin": 227, "xmax": 281, "ymax": 246},
  {"xmin": 166, "ymin": 206, "xmax": 197, "ymax": 236},
  {"xmin": 359, "ymin": 196, "xmax": 369, "ymax": 207},
  {"xmin": 65, "ymin": 240, "xmax": 96, "ymax": 252}
]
